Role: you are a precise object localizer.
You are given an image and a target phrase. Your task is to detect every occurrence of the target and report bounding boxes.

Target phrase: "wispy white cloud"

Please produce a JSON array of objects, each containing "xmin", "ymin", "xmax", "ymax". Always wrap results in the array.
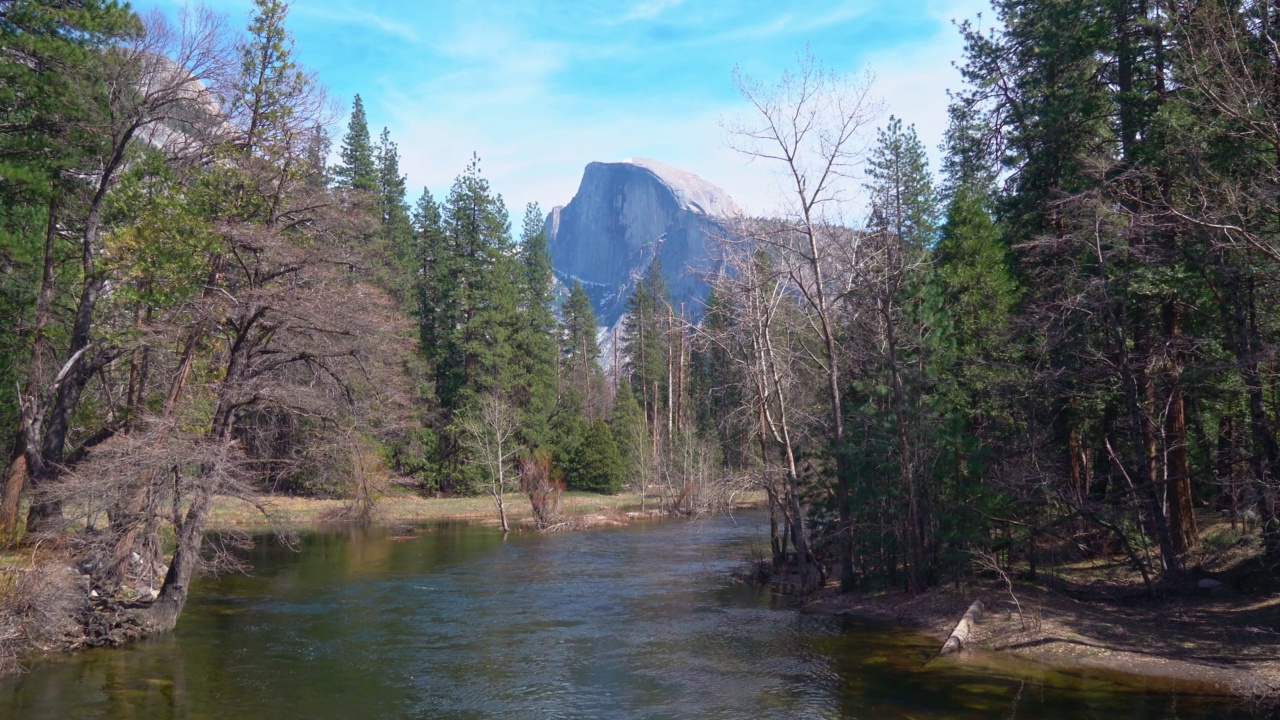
[
  {"xmin": 617, "ymin": 0, "xmax": 685, "ymax": 23},
  {"xmin": 395, "ymin": 0, "xmax": 988, "ymax": 220},
  {"xmin": 292, "ymin": 4, "xmax": 422, "ymax": 42},
  {"xmin": 794, "ymin": 3, "xmax": 876, "ymax": 33}
]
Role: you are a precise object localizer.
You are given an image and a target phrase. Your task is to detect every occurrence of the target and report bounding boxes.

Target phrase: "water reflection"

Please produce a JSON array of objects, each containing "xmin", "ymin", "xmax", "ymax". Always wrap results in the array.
[{"xmin": 0, "ymin": 514, "xmax": 1253, "ymax": 719}]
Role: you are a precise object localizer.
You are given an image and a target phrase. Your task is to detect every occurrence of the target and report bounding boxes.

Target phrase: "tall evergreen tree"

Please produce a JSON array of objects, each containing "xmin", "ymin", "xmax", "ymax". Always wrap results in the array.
[
  {"xmin": 334, "ymin": 94, "xmax": 377, "ymax": 191},
  {"xmin": 846, "ymin": 115, "xmax": 946, "ymax": 592},
  {"xmin": 231, "ymin": 0, "xmax": 311, "ymax": 156},
  {"xmin": 301, "ymin": 123, "xmax": 331, "ymax": 189},
  {"xmin": 954, "ymin": 0, "xmax": 1199, "ymax": 567},
  {"xmin": 609, "ymin": 378, "xmax": 647, "ymax": 487},
  {"xmin": 866, "ymin": 116, "xmax": 939, "ymax": 247},
  {"xmin": 0, "ymin": 0, "xmax": 141, "ymax": 532},
  {"xmin": 562, "ymin": 280, "xmax": 600, "ymax": 402},
  {"xmin": 689, "ymin": 286, "xmax": 744, "ymax": 467},
  {"xmin": 376, "ymin": 128, "xmax": 410, "ymax": 230},
  {"xmin": 373, "ymin": 127, "xmax": 413, "ymax": 301},
  {"xmin": 430, "ymin": 156, "xmax": 516, "ymax": 409},
  {"xmin": 411, "ymin": 186, "xmax": 447, "ymax": 359},
  {"xmin": 568, "ymin": 419, "xmax": 624, "ymax": 493},
  {"xmin": 511, "ymin": 203, "xmax": 558, "ymax": 448},
  {"xmin": 553, "ymin": 279, "xmax": 605, "ymax": 462}
]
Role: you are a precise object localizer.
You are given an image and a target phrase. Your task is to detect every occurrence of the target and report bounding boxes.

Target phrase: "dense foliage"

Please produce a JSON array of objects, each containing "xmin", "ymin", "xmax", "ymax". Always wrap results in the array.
[{"xmin": 663, "ymin": 0, "xmax": 1280, "ymax": 594}]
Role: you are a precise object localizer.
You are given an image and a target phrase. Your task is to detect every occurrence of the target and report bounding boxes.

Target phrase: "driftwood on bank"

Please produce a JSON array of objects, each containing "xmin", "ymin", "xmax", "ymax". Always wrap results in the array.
[{"xmin": 940, "ymin": 599, "xmax": 985, "ymax": 655}]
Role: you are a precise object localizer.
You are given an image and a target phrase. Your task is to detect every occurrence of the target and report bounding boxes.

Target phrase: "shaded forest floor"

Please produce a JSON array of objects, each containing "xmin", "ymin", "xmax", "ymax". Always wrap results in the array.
[{"xmin": 806, "ymin": 511, "xmax": 1280, "ymax": 707}]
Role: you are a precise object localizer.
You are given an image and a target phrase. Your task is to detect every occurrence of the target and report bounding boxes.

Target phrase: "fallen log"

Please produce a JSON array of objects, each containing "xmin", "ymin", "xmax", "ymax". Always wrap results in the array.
[{"xmin": 940, "ymin": 599, "xmax": 984, "ymax": 655}]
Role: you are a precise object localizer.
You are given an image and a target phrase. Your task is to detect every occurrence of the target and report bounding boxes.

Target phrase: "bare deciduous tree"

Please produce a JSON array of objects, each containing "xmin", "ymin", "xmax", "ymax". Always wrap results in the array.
[
  {"xmin": 705, "ymin": 235, "xmax": 821, "ymax": 587},
  {"xmin": 726, "ymin": 50, "xmax": 881, "ymax": 590},
  {"xmin": 459, "ymin": 394, "xmax": 521, "ymax": 533}
]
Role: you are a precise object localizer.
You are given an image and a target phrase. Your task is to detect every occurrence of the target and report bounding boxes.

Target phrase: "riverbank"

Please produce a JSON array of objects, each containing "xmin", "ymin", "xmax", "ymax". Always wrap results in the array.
[
  {"xmin": 207, "ymin": 488, "xmax": 766, "ymax": 531},
  {"xmin": 805, "ymin": 572, "xmax": 1280, "ymax": 709},
  {"xmin": 207, "ymin": 489, "xmax": 652, "ymax": 530}
]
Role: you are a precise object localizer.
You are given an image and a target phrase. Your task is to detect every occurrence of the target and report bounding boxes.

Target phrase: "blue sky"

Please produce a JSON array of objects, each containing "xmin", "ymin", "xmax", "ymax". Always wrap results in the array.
[{"xmin": 137, "ymin": 0, "xmax": 992, "ymax": 219}]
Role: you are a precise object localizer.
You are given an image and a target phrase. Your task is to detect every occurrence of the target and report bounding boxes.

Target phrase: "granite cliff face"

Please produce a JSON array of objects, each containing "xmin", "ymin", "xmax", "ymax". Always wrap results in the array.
[{"xmin": 546, "ymin": 158, "xmax": 740, "ymax": 326}]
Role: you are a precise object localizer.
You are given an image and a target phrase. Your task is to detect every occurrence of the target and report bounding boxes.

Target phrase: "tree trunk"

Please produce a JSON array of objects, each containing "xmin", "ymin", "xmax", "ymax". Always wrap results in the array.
[
  {"xmin": 0, "ymin": 453, "xmax": 26, "ymax": 540},
  {"xmin": 799, "ymin": 225, "xmax": 851, "ymax": 591},
  {"xmin": 1, "ymin": 188, "xmax": 61, "ymax": 536},
  {"xmin": 1164, "ymin": 301, "xmax": 1197, "ymax": 554},
  {"xmin": 146, "ymin": 487, "xmax": 213, "ymax": 633},
  {"xmin": 496, "ymin": 491, "xmax": 509, "ymax": 533},
  {"xmin": 27, "ymin": 172, "xmax": 115, "ymax": 534}
]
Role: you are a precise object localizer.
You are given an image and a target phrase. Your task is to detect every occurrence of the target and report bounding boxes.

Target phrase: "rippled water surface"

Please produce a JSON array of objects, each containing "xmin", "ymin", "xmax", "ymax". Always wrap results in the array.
[{"xmin": 0, "ymin": 511, "xmax": 1253, "ymax": 719}]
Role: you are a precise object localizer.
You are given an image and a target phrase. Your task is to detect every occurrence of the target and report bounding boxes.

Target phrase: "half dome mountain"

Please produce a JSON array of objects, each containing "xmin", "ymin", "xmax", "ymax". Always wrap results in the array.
[{"xmin": 545, "ymin": 158, "xmax": 740, "ymax": 327}]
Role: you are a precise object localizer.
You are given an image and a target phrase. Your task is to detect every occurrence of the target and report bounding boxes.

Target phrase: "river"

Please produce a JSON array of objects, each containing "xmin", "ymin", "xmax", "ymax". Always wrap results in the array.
[{"xmin": 0, "ymin": 511, "xmax": 1252, "ymax": 719}]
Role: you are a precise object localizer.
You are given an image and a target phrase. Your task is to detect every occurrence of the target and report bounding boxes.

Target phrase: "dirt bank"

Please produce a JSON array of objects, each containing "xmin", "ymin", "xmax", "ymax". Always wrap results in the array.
[{"xmin": 806, "ymin": 580, "xmax": 1280, "ymax": 705}]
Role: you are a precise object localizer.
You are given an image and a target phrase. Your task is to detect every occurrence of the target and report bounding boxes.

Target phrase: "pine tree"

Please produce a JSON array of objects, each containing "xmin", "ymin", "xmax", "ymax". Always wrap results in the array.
[
  {"xmin": 435, "ymin": 155, "xmax": 517, "ymax": 410},
  {"xmin": 334, "ymin": 94, "xmax": 377, "ymax": 191},
  {"xmin": 511, "ymin": 203, "xmax": 558, "ymax": 448},
  {"xmin": 231, "ymin": 0, "xmax": 311, "ymax": 156},
  {"xmin": 610, "ymin": 379, "xmax": 647, "ymax": 485},
  {"xmin": 411, "ymin": 187, "xmax": 447, "ymax": 362},
  {"xmin": 410, "ymin": 158, "xmax": 520, "ymax": 493},
  {"xmin": 925, "ymin": 184, "xmax": 1021, "ymax": 579},
  {"xmin": 689, "ymin": 286, "xmax": 744, "ymax": 467},
  {"xmin": 376, "ymin": 128, "xmax": 410, "ymax": 230},
  {"xmin": 551, "ymin": 279, "xmax": 605, "ymax": 465},
  {"xmin": 568, "ymin": 419, "xmax": 624, "ymax": 493},
  {"xmin": 940, "ymin": 98, "xmax": 998, "ymax": 201},
  {"xmin": 374, "ymin": 127, "xmax": 413, "ymax": 301},
  {"xmin": 866, "ymin": 116, "xmax": 939, "ymax": 247},
  {"xmin": 935, "ymin": 186, "xmax": 1017, "ymax": 365},
  {"xmin": 562, "ymin": 280, "xmax": 600, "ymax": 404},
  {"xmin": 955, "ymin": 0, "xmax": 1207, "ymax": 566},
  {"xmin": 301, "ymin": 123, "xmax": 331, "ymax": 188},
  {"xmin": 848, "ymin": 114, "xmax": 946, "ymax": 591},
  {"xmin": 0, "ymin": 0, "xmax": 140, "ymax": 531}
]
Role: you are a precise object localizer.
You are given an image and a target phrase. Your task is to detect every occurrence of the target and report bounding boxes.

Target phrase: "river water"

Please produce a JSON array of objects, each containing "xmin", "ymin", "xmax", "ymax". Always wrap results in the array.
[{"xmin": 0, "ymin": 511, "xmax": 1253, "ymax": 719}]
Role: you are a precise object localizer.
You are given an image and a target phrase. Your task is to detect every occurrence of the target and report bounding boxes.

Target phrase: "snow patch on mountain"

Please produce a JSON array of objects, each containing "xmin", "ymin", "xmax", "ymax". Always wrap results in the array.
[{"xmin": 618, "ymin": 158, "xmax": 742, "ymax": 219}]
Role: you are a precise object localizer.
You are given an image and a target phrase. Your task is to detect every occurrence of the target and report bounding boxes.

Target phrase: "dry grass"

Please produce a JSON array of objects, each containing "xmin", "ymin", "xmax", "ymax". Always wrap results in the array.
[
  {"xmin": 0, "ymin": 558, "xmax": 84, "ymax": 674},
  {"xmin": 206, "ymin": 488, "xmax": 697, "ymax": 530}
]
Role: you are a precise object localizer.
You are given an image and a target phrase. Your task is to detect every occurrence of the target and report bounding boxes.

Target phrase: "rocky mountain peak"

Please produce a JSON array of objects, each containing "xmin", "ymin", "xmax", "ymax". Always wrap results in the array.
[{"xmin": 546, "ymin": 159, "xmax": 738, "ymax": 327}]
